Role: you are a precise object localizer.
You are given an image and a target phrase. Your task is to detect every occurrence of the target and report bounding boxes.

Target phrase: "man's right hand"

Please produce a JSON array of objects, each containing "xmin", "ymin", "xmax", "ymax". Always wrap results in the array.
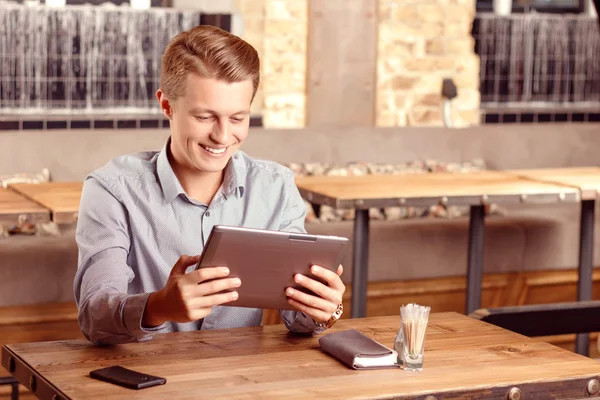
[{"xmin": 142, "ymin": 255, "xmax": 241, "ymax": 327}]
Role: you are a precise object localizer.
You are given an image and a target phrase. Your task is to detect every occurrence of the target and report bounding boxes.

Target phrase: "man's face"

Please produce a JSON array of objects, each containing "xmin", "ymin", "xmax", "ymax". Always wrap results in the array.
[{"xmin": 164, "ymin": 74, "xmax": 253, "ymax": 174}]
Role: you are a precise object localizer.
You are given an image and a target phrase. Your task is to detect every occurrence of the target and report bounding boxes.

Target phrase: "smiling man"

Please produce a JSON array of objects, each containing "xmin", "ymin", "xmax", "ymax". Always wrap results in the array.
[{"xmin": 74, "ymin": 25, "xmax": 345, "ymax": 345}]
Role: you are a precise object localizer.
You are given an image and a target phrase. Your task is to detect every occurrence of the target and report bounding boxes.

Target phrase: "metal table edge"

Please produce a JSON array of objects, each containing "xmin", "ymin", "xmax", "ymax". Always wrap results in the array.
[
  {"xmin": 0, "ymin": 210, "xmax": 51, "ymax": 225},
  {"xmin": 52, "ymin": 211, "xmax": 79, "ymax": 225}
]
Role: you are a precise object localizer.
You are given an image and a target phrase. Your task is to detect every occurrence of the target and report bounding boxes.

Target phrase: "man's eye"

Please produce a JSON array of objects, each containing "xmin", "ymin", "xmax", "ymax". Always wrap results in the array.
[{"xmin": 195, "ymin": 116, "xmax": 211, "ymax": 121}]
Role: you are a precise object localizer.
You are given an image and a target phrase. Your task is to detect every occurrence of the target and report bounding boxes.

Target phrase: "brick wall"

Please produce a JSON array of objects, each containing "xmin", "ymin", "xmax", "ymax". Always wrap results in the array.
[
  {"xmin": 235, "ymin": 0, "xmax": 479, "ymax": 128},
  {"xmin": 376, "ymin": 0, "xmax": 480, "ymax": 127},
  {"xmin": 235, "ymin": 0, "xmax": 307, "ymax": 128}
]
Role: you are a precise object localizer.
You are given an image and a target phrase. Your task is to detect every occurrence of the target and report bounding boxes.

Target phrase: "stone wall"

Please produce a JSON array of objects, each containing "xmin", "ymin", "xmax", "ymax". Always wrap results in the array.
[
  {"xmin": 235, "ymin": 0, "xmax": 307, "ymax": 128},
  {"xmin": 376, "ymin": 0, "xmax": 481, "ymax": 127},
  {"xmin": 236, "ymin": 0, "xmax": 480, "ymax": 128},
  {"xmin": 233, "ymin": 0, "xmax": 265, "ymax": 118}
]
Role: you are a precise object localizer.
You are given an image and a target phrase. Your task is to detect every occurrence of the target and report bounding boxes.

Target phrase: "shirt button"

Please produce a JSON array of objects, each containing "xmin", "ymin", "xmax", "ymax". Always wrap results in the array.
[{"xmin": 205, "ymin": 211, "xmax": 211, "ymax": 217}]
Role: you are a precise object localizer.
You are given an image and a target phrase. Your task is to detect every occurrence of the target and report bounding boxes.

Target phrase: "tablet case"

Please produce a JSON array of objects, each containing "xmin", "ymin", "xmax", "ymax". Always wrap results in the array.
[{"xmin": 319, "ymin": 329, "xmax": 400, "ymax": 370}]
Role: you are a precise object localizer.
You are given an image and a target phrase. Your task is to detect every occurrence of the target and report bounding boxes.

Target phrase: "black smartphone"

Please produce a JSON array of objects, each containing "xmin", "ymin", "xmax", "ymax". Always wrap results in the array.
[{"xmin": 89, "ymin": 366, "xmax": 166, "ymax": 390}]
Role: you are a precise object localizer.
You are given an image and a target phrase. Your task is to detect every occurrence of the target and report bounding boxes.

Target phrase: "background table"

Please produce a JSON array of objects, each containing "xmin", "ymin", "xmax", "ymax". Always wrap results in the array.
[
  {"xmin": 0, "ymin": 187, "xmax": 49, "ymax": 225},
  {"xmin": 510, "ymin": 167, "xmax": 600, "ymax": 356},
  {"xmin": 8, "ymin": 182, "xmax": 83, "ymax": 224},
  {"xmin": 296, "ymin": 171, "xmax": 579, "ymax": 318},
  {"xmin": 3, "ymin": 313, "xmax": 600, "ymax": 400}
]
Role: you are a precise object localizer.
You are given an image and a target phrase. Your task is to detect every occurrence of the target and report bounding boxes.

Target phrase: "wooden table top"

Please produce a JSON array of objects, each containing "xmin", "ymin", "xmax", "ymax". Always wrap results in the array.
[
  {"xmin": 0, "ymin": 187, "xmax": 50, "ymax": 225},
  {"xmin": 3, "ymin": 313, "xmax": 600, "ymax": 400},
  {"xmin": 8, "ymin": 182, "xmax": 83, "ymax": 224},
  {"xmin": 295, "ymin": 170, "xmax": 579, "ymax": 209},
  {"xmin": 509, "ymin": 167, "xmax": 600, "ymax": 200}
]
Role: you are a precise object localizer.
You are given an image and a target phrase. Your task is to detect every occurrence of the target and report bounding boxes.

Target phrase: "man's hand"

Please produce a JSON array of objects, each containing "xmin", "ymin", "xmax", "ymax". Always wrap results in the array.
[
  {"xmin": 142, "ymin": 255, "xmax": 241, "ymax": 327},
  {"xmin": 285, "ymin": 264, "xmax": 345, "ymax": 324}
]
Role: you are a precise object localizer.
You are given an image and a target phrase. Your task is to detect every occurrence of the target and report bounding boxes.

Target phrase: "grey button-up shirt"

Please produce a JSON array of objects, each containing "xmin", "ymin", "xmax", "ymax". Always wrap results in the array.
[{"xmin": 74, "ymin": 139, "xmax": 322, "ymax": 345}]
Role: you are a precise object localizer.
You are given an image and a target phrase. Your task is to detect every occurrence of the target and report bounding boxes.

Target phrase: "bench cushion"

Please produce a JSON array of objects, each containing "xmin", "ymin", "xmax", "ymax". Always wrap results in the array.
[{"xmin": 0, "ymin": 224, "xmax": 78, "ymax": 307}]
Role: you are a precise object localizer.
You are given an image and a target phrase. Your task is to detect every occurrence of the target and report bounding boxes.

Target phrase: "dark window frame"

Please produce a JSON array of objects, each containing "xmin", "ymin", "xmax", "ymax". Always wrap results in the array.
[{"xmin": 476, "ymin": 0, "xmax": 585, "ymax": 14}]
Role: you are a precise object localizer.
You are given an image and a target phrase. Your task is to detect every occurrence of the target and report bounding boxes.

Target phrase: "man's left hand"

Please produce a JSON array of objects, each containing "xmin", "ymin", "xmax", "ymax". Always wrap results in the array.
[{"xmin": 286, "ymin": 264, "xmax": 345, "ymax": 324}]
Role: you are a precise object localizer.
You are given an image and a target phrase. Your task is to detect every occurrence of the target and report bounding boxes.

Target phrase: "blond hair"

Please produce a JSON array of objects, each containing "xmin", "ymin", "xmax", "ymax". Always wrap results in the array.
[{"xmin": 160, "ymin": 25, "xmax": 260, "ymax": 101}]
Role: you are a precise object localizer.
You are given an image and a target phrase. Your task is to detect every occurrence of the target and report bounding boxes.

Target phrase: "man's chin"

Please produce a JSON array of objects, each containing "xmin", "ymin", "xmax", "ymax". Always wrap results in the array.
[{"xmin": 192, "ymin": 157, "xmax": 230, "ymax": 174}]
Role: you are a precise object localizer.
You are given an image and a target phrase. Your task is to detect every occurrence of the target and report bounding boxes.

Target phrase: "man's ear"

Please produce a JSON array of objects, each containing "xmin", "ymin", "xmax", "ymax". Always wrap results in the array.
[{"xmin": 156, "ymin": 89, "xmax": 173, "ymax": 120}]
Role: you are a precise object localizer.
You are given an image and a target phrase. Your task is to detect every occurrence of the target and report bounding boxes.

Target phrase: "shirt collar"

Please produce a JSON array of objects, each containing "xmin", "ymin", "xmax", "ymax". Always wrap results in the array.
[
  {"xmin": 156, "ymin": 137, "xmax": 186, "ymax": 203},
  {"xmin": 222, "ymin": 151, "xmax": 246, "ymax": 199},
  {"xmin": 156, "ymin": 137, "xmax": 246, "ymax": 203}
]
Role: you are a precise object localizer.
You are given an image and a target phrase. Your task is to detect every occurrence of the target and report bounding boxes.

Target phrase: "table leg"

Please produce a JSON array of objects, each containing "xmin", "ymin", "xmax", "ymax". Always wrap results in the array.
[
  {"xmin": 351, "ymin": 209, "xmax": 370, "ymax": 318},
  {"xmin": 575, "ymin": 199, "xmax": 595, "ymax": 356},
  {"xmin": 466, "ymin": 205, "xmax": 485, "ymax": 315},
  {"xmin": 0, "ymin": 376, "xmax": 19, "ymax": 400},
  {"xmin": 310, "ymin": 203, "xmax": 321, "ymax": 219},
  {"xmin": 11, "ymin": 380, "xmax": 18, "ymax": 400}
]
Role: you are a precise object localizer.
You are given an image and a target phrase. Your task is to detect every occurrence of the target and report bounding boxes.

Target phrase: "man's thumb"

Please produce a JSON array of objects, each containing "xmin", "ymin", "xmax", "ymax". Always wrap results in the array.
[{"xmin": 170, "ymin": 255, "xmax": 201, "ymax": 277}]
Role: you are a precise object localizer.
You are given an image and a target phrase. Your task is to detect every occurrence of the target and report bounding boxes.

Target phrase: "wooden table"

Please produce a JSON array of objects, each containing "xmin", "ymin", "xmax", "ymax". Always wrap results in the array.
[
  {"xmin": 0, "ymin": 187, "xmax": 49, "ymax": 225},
  {"xmin": 3, "ymin": 313, "xmax": 600, "ymax": 400},
  {"xmin": 296, "ymin": 171, "xmax": 580, "ymax": 318},
  {"xmin": 509, "ymin": 167, "xmax": 600, "ymax": 356},
  {"xmin": 512, "ymin": 167, "xmax": 600, "ymax": 201},
  {"xmin": 8, "ymin": 182, "xmax": 83, "ymax": 224}
]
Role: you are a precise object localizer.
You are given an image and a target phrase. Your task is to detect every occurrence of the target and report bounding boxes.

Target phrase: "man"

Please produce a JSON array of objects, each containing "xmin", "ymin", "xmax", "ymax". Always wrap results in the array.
[{"xmin": 74, "ymin": 25, "xmax": 345, "ymax": 345}]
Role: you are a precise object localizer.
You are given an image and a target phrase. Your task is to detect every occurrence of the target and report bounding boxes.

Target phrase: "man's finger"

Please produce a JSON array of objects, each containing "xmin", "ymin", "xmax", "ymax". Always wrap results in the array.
[
  {"xmin": 188, "ymin": 266, "xmax": 231, "ymax": 284},
  {"xmin": 189, "ymin": 291, "xmax": 239, "ymax": 309},
  {"xmin": 293, "ymin": 274, "xmax": 341, "ymax": 305},
  {"xmin": 195, "ymin": 277, "xmax": 241, "ymax": 296},
  {"xmin": 337, "ymin": 264, "xmax": 344, "ymax": 277},
  {"xmin": 170, "ymin": 255, "xmax": 201, "ymax": 277},
  {"xmin": 287, "ymin": 298, "xmax": 331, "ymax": 323},
  {"xmin": 309, "ymin": 265, "xmax": 345, "ymax": 292},
  {"xmin": 286, "ymin": 287, "xmax": 337, "ymax": 314}
]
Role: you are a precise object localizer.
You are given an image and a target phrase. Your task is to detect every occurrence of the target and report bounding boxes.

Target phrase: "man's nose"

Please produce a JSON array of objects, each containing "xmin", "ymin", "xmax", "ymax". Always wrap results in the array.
[{"xmin": 210, "ymin": 119, "xmax": 230, "ymax": 144}]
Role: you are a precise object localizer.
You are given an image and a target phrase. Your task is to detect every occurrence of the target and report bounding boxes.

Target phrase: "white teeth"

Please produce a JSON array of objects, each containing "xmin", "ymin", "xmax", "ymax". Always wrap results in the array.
[{"xmin": 201, "ymin": 145, "xmax": 226, "ymax": 154}]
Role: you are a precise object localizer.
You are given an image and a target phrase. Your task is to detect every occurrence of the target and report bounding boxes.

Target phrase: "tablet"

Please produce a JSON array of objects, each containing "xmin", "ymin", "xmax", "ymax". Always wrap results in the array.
[{"xmin": 195, "ymin": 225, "xmax": 350, "ymax": 310}]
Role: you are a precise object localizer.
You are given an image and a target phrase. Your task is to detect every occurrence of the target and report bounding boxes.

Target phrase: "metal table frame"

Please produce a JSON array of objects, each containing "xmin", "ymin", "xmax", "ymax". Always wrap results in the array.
[
  {"xmin": 575, "ymin": 198, "xmax": 596, "ymax": 356},
  {"xmin": 303, "ymin": 188, "xmax": 580, "ymax": 320}
]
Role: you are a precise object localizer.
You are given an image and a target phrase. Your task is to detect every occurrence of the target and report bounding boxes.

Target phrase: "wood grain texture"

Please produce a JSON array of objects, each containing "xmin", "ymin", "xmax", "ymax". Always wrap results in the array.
[
  {"xmin": 510, "ymin": 167, "xmax": 600, "ymax": 200},
  {"xmin": 264, "ymin": 269, "xmax": 600, "ymax": 357},
  {"xmin": 8, "ymin": 182, "xmax": 83, "ymax": 224},
  {"xmin": 295, "ymin": 171, "xmax": 580, "ymax": 208},
  {"xmin": 4, "ymin": 313, "xmax": 600, "ymax": 400},
  {"xmin": 0, "ymin": 188, "xmax": 49, "ymax": 225},
  {"xmin": 0, "ymin": 302, "xmax": 83, "ymax": 400},
  {"xmin": 306, "ymin": 0, "xmax": 378, "ymax": 126},
  {"xmin": 0, "ymin": 302, "xmax": 83, "ymax": 366}
]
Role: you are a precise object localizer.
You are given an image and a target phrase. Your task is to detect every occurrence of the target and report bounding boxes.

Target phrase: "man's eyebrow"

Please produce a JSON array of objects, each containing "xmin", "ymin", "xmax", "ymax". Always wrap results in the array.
[
  {"xmin": 189, "ymin": 108, "xmax": 250, "ymax": 115},
  {"xmin": 189, "ymin": 107, "xmax": 215, "ymax": 114}
]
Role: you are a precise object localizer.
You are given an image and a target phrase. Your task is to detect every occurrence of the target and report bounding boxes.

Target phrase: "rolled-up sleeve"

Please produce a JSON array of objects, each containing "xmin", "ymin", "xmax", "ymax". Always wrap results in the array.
[
  {"xmin": 278, "ymin": 175, "xmax": 327, "ymax": 335},
  {"xmin": 74, "ymin": 175, "xmax": 166, "ymax": 345}
]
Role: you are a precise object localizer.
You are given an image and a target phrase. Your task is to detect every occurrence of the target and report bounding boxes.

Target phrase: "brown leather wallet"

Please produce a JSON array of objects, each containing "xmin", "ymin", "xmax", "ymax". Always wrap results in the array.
[{"xmin": 318, "ymin": 329, "xmax": 400, "ymax": 370}]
